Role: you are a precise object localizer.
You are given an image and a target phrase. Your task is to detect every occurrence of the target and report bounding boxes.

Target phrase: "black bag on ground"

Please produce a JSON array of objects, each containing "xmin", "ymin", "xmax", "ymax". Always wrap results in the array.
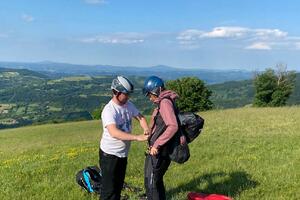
[{"xmin": 76, "ymin": 166, "xmax": 102, "ymax": 194}]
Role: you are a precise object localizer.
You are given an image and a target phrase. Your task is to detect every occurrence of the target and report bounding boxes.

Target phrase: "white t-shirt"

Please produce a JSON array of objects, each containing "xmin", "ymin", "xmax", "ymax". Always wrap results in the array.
[{"xmin": 100, "ymin": 99, "xmax": 140, "ymax": 157}]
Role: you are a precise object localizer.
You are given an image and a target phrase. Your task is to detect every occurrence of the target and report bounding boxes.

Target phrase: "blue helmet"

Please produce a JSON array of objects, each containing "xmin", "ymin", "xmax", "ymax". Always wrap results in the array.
[{"xmin": 142, "ymin": 76, "xmax": 164, "ymax": 96}]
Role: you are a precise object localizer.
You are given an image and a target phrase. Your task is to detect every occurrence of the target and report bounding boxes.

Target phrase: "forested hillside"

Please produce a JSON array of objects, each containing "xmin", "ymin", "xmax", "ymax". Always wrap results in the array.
[
  {"xmin": 0, "ymin": 68, "xmax": 151, "ymax": 129},
  {"xmin": 209, "ymin": 73, "xmax": 300, "ymax": 109},
  {"xmin": 209, "ymin": 80, "xmax": 254, "ymax": 109},
  {"xmin": 1, "ymin": 68, "xmax": 299, "ymax": 129}
]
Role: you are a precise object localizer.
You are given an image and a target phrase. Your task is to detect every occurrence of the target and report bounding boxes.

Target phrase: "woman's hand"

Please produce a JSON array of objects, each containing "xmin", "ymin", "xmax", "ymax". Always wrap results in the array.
[
  {"xmin": 180, "ymin": 135, "xmax": 187, "ymax": 145},
  {"xmin": 144, "ymin": 129, "xmax": 150, "ymax": 135},
  {"xmin": 149, "ymin": 147, "xmax": 158, "ymax": 156}
]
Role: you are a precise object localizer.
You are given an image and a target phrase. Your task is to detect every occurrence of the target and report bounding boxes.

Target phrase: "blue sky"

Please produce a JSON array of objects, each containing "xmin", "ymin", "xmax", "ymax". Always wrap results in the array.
[{"xmin": 1, "ymin": 0, "xmax": 300, "ymax": 70}]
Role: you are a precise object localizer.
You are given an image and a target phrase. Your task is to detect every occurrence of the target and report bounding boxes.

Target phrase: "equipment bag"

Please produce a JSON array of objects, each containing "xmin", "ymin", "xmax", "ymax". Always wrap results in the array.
[
  {"xmin": 168, "ymin": 131, "xmax": 190, "ymax": 164},
  {"xmin": 157, "ymin": 97, "xmax": 204, "ymax": 164},
  {"xmin": 187, "ymin": 192, "xmax": 232, "ymax": 200},
  {"xmin": 169, "ymin": 111, "xmax": 203, "ymax": 163},
  {"xmin": 177, "ymin": 112, "xmax": 204, "ymax": 143},
  {"xmin": 161, "ymin": 97, "xmax": 205, "ymax": 143},
  {"xmin": 76, "ymin": 166, "xmax": 102, "ymax": 194}
]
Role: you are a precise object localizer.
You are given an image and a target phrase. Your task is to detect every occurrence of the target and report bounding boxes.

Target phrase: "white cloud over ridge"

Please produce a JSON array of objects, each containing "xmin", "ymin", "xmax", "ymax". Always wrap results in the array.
[
  {"xmin": 80, "ymin": 32, "xmax": 145, "ymax": 44},
  {"xmin": 78, "ymin": 27, "xmax": 300, "ymax": 50},
  {"xmin": 177, "ymin": 26, "xmax": 288, "ymax": 40},
  {"xmin": 201, "ymin": 27, "xmax": 249, "ymax": 38},
  {"xmin": 176, "ymin": 26, "xmax": 296, "ymax": 50},
  {"xmin": 245, "ymin": 42, "xmax": 272, "ymax": 50}
]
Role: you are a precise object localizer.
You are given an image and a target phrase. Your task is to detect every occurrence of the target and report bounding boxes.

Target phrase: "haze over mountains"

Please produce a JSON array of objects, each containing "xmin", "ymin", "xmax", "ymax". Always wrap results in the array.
[{"xmin": 0, "ymin": 61, "xmax": 254, "ymax": 84}]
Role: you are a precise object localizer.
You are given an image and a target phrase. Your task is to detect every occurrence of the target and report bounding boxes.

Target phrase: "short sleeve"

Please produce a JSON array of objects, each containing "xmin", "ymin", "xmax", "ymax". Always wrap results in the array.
[
  {"xmin": 101, "ymin": 105, "xmax": 116, "ymax": 128},
  {"xmin": 127, "ymin": 101, "xmax": 140, "ymax": 117}
]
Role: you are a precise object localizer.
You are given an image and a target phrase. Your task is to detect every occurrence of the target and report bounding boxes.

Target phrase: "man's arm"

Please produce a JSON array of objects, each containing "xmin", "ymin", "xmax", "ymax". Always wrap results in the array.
[
  {"xmin": 134, "ymin": 113, "xmax": 150, "ymax": 135},
  {"xmin": 106, "ymin": 124, "xmax": 148, "ymax": 141}
]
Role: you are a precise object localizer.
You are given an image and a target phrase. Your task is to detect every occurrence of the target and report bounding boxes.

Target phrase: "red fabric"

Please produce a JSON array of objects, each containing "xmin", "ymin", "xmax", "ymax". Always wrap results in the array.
[{"xmin": 187, "ymin": 192, "xmax": 232, "ymax": 200}]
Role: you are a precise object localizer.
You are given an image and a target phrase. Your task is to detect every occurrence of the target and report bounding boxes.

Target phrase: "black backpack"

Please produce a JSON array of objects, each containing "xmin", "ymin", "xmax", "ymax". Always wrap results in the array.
[
  {"xmin": 177, "ymin": 111, "xmax": 204, "ymax": 143},
  {"xmin": 76, "ymin": 166, "xmax": 102, "ymax": 194},
  {"xmin": 161, "ymin": 97, "xmax": 205, "ymax": 143},
  {"xmin": 160, "ymin": 97, "xmax": 205, "ymax": 164}
]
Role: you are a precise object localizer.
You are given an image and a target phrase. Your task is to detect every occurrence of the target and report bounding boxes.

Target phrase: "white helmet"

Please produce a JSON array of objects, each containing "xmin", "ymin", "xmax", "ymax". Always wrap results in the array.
[{"xmin": 111, "ymin": 76, "xmax": 134, "ymax": 94}]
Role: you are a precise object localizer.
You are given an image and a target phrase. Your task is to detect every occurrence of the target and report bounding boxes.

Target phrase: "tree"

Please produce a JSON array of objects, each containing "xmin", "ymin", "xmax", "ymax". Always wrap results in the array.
[
  {"xmin": 91, "ymin": 104, "xmax": 105, "ymax": 120},
  {"xmin": 166, "ymin": 77, "xmax": 213, "ymax": 112},
  {"xmin": 253, "ymin": 64, "xmax": 296, "ymax": 107}
]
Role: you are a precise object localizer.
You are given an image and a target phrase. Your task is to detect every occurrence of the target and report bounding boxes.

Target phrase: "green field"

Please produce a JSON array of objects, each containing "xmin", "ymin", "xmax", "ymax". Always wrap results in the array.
[{"xmin": 1, "ymin": 107, "xmax": 300, "ymax": 200}]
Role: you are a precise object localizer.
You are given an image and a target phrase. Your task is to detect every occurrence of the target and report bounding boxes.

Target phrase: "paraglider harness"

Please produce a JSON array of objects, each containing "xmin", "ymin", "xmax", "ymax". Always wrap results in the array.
[
  {"xmin": 76, "ymin": 166, "xmax": 102, "ymax": 194},
  {"xmin": 75, "ymin": 166, "xmax": 143, "ymax": 196},
  {"xmin": 149, "ymin": 97, "xmax": 204, "ymax": 164}
]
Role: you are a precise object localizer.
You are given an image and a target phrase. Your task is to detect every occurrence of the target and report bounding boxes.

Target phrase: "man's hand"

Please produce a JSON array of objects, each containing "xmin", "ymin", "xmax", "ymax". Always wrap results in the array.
[{"xmin": 135, "ymin": 134, "xmax": 149, "ymax": 141}]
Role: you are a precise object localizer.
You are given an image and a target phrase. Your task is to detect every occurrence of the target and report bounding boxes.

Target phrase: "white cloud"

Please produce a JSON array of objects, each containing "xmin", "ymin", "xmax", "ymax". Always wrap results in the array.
[
  {"xmin": 177, "ymin": 26, "xmax": 293, "ymax": 50},
  {"xmin": 178, "ymin": 26, "xmax": 288, "ymax": 41},
  {"xmin": 79, "ymin": 33, "xmax": 145, "ymax": 44},
  {"xmin": 84, "ymin": 0, "xmax": 107, "ymax": 4},
  {"xmin": 21, "ymin": 14, "xmax": 35, "ymax": 23},
  {"xmin": 201, "ymin": 26, "xmax": 249, "ymax": 38},
  {"xmin": 253, "ymin": 29, "xmax": 287, "ymax": 39},
  {"xmin": 245, "ymin": 42, "xmax": 272, "ymax": 50},
  {"xmin": 176, "ymin": 29, "xmax": 204, "ymax": 41}
]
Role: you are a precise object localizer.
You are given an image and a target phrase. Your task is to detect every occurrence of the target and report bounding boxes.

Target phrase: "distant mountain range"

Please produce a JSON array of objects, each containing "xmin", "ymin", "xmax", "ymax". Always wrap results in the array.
[{"xmin": 0, "ymin": 61, "xmax": 254, "ymax": 84}]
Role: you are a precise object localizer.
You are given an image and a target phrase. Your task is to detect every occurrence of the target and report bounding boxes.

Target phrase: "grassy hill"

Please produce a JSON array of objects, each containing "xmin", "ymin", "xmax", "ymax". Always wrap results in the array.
[{"xmin": 1, "ymin": 107, "xmax": 299, "ymax": 199}]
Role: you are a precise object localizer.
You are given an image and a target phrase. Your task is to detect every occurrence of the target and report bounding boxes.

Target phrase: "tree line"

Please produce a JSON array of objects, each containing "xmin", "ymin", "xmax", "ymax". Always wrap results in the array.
[{"xmin": 152, "ymin": 63, "xmax": 296, "ymax": 113}]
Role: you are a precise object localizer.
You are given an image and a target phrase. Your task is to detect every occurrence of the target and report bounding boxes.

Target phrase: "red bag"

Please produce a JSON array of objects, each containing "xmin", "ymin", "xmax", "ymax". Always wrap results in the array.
[{"xmin": 187, "ymin": 192, "xmax": 232, "ymax": 200}]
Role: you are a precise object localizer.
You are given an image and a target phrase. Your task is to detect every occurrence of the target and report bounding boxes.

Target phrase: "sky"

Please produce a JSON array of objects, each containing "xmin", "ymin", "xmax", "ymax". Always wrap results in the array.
[{"xmin": 1, "ymin": 0, "xmax": 300, "ymax": 70}]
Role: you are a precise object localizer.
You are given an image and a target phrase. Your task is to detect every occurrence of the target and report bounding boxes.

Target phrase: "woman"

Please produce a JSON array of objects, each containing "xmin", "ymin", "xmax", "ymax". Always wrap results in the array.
[{"xmin": 143, "ymin": 76, "xmax": 182, "ymax": 200}]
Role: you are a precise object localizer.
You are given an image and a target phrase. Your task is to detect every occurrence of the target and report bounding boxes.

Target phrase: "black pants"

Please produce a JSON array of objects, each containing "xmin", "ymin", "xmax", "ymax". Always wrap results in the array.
[
  {"xmin": 144, "ymin": 154, "xmax": 171, "ymax": 200},
  {"xmin": 99, "ymin": 149, "xmax": 127, "ymax": 200}
]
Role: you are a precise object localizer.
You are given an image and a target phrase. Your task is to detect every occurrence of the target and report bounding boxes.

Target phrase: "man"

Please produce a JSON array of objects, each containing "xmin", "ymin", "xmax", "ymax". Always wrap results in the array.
[{"xmin": 100, "ymin": 76, "xmax": 149, "ymax": 200}]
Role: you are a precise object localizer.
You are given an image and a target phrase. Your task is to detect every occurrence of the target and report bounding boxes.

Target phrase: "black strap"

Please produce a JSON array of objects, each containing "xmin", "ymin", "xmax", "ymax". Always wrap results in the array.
[{"xmin": 149, "ymin": 97, "xmax": 182, "ymax": 146}]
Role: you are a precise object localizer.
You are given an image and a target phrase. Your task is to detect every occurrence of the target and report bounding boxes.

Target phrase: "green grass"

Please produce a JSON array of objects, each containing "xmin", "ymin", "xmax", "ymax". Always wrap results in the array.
[{"xmin": 1, "ymin": 107, "xmax": 300, "ymax": 199}]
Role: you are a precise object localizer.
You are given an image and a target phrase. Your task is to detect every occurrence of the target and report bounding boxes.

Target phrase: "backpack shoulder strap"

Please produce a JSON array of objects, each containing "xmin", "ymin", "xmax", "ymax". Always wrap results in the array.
[
  {"xmin": 157, "ymin": 97, "xmax": 182, "ymax": 135},
  {"xmin": 157, "ymin": 96, "xmax": 178, "ymax": 114}
]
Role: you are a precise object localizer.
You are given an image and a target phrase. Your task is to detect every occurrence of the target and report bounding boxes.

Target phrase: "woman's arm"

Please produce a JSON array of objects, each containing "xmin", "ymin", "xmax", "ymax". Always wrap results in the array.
[{"xmin": 152, "ymin": 99, "xmax": 178, "ymax": 149}]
